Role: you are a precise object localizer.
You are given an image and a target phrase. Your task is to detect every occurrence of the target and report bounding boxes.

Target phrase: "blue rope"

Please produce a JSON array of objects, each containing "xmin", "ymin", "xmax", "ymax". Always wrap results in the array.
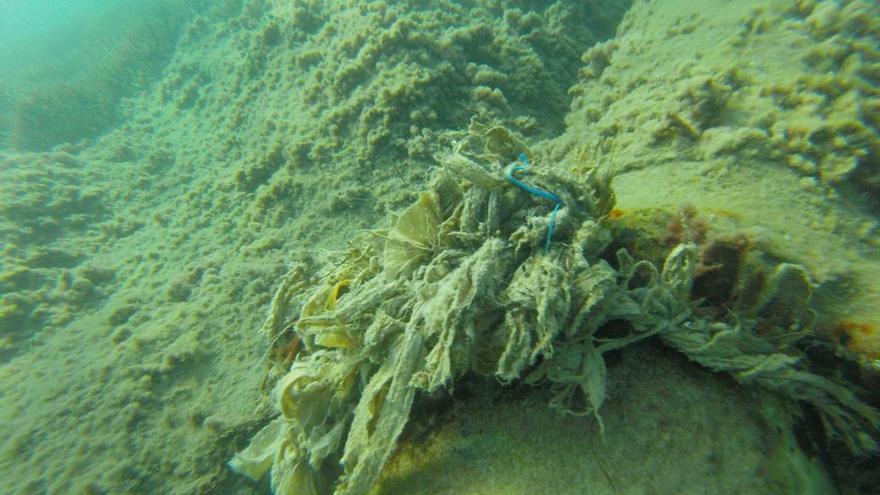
[{"xmin": 505, "ymin": 153, "xmax": 563, "ymax": 252}]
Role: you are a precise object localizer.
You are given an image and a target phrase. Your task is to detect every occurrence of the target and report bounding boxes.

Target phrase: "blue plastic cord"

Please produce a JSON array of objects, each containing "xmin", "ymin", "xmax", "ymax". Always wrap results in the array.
[{"xmin": 506, "ymin": 153, "xmax": 563, "ymax": 252}]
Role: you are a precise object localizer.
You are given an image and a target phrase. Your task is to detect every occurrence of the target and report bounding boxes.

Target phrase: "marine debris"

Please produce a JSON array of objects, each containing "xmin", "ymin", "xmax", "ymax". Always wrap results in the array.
[
  {"xmin": 505, "ymin": 152, "xmax": 563, "ymax": 252},
  {"xmin": 230, "ymin": 123, "xmax": 879, "ymax": 495}
]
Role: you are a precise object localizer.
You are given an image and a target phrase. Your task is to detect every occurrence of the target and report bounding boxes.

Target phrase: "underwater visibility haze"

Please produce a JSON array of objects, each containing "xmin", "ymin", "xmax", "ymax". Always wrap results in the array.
[{"xmin": 1, "ymin": 1, "xmax": 879, "ymax": 494}]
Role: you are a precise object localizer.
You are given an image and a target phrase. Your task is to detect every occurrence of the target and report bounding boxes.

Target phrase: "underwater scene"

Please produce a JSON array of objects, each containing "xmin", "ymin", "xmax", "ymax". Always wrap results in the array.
[{"xmin": 1, "ymin": 0, "xmax": 878, "ymax": 494}]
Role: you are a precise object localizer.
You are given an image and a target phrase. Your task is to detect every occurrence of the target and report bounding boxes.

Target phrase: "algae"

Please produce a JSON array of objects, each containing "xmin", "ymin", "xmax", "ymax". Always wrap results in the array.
[
  {"xmin": 231, "ymin": 124, "xmax": 879, "ymax": 494},
  {"xmin": 9, "ymin": 1, "xmax": 877, "ymax": 494}
]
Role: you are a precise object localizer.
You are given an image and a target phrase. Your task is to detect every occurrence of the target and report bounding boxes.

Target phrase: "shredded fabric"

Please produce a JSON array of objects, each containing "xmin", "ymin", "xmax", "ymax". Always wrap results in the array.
[{"xmin": 230, "ymin": 123, "xmax": 878, "ymax": 495}]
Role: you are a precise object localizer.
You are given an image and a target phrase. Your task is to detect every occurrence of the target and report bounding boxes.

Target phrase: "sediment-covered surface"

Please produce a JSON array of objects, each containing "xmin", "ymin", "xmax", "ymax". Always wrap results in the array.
[{"xmin": 1, "ymin": 1, "xmax": 877, "ymax": 494}]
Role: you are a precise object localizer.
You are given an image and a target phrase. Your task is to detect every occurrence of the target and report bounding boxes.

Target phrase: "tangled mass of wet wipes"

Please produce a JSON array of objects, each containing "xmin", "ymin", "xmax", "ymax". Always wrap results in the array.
[{"xmin": 229, "ymin": 126, "xmax": 879, "ymax": 495}]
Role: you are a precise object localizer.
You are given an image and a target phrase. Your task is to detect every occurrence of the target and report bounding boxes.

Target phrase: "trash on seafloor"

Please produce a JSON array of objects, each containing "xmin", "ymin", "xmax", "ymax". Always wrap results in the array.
[{"xmin": 229, "ymin": 123, "xmax": 879, "ymax": 495}]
